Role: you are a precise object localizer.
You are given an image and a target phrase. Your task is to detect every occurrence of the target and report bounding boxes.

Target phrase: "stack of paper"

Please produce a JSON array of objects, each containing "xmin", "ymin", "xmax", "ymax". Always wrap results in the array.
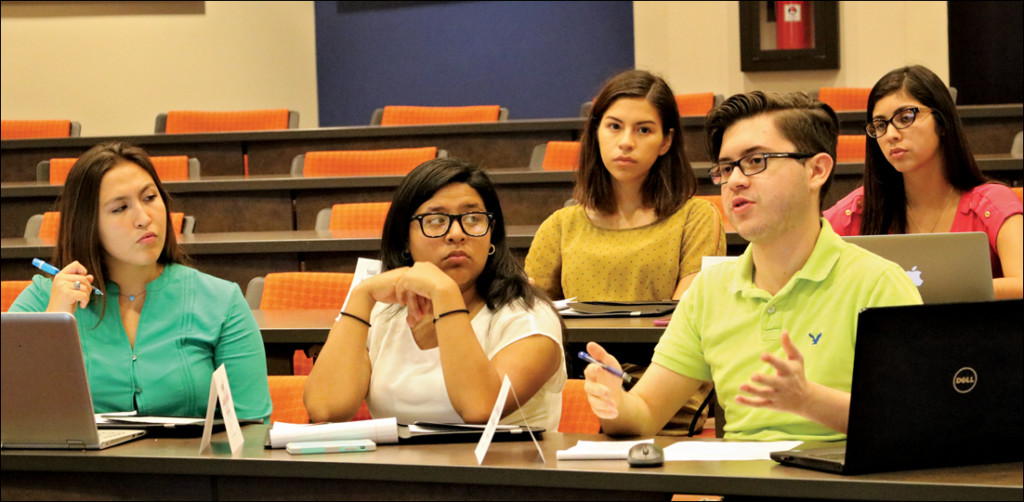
[{"xmin": 268, "ymin": 418, "xmax": 399, "ymax": 449}]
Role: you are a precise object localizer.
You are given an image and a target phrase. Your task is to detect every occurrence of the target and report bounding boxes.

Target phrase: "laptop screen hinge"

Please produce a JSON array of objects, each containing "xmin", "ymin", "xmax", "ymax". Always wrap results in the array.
[{"xmin": 66, "ymin": 440, "xmax": 87, "ymax": 449}]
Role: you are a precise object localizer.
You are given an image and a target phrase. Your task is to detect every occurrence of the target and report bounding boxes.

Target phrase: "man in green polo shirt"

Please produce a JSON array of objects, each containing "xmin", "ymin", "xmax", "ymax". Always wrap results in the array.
[{"xmin": 583, "ymin": 91, "xmax": 922, "ymax": 441}]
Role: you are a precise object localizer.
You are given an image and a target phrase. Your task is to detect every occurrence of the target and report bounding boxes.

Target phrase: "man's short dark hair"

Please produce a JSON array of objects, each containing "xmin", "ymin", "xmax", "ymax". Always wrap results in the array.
[{"xmin": 705, "ymin": 91, "xmax": 839, "ymax": 209}]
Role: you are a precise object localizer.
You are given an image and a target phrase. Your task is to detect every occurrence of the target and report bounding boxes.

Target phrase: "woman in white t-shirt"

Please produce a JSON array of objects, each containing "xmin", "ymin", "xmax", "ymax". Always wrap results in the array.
[{"xmin": 305, "ymin": 158, "xmax": 566, "ymax": 431}]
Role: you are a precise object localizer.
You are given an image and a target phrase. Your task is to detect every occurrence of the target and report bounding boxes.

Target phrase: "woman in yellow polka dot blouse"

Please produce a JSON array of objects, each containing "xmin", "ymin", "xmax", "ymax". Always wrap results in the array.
[{"xmin": 525, "ymin": 69, "xmax": 726, "ymax": 303}]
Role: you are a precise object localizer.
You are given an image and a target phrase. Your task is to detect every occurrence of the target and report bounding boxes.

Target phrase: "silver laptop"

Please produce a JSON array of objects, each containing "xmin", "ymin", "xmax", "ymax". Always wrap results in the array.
[
  {"xmin": 771, "ymin": 299, "xmax": 1022, "ymax": 474},
  {"xmin": 1, "ymin": 312, "xmax": 146, "ymax": 449},
  {"xmin": 843, "ymin": 232, "xmax": 994, "ymax": 303}
]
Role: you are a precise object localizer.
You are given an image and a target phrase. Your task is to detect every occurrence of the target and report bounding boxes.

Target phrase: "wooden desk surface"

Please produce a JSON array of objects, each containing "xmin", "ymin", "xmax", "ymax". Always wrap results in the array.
[
  {"xmin": 254, "ymin": 309, "xmax": 668, "ymax": 345},
  {"xmin": 3, "ymin": 425, "xmax": 1021, "ymax": 501}
]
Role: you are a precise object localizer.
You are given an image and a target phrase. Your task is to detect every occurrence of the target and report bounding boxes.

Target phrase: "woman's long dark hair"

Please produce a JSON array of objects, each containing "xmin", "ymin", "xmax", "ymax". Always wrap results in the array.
[
  {"xmin": 861, "ymin": 65, "xmax": 987, "ymax": 235},
  {"xmin": 53, "ymin": 142, "xmax": 188, "ymax": 321},
  {"xmin": 575, "ymin": 69, "xmax": 695, "ymax": 218},
  {"xmin": 380, "ymin": 158, "xmax": 541, "ymax": 310}
]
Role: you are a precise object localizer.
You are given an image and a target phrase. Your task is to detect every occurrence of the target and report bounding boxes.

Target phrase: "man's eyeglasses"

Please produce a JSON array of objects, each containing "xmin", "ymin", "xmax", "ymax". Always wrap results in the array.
[
  {"xmin": 709, "ymin": 152, "xmax": 814, "ymax": 185},
  {"xmin": 411, "ymin": 211, "xmax": 495, "ymax": 238},
  {"xmin": 865, "ymin": 106, "xmax": 930, "ymax": 138}
]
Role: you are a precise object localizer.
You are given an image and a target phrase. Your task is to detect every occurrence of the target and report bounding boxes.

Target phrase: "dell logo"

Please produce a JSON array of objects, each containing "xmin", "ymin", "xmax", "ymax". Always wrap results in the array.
[{"xmin": 953, "ymin": 367, "xmax": 978, "ymax": 394}]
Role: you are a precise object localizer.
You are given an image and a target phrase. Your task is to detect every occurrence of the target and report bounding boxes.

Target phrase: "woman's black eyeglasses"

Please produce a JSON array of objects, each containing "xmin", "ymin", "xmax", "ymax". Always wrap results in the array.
[{"xmin": 411, "ymin": 212, "xmax": 495, "ymax": 238}]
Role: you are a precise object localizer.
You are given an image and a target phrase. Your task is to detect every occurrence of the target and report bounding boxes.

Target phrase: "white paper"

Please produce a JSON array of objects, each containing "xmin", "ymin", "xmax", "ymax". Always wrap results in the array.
[
  {"xmin": 198, "ymin": 364, "xmax": 245, "ymax": 455},
  {"xmin": 474, "ymin": 375, "xmax": 512, "ymax": 464},
  {"xmin": 701, "ymin": 255, "xmax": 738, "ymax": 270},
  {"xmin": 552, "ymin": 297, "xmax": 576, "ymax": 312},
  {"xmin": 337, "ymin": 257, "xmax": 383, "ymax": 318},
  {"xmin": 662, "ymin": 441, "xmax": 802, "ymax": 461},
  {"xmin": 268, "ymin": 417, "xmax": 399, "ymax": 449},
  {"xmin": 556, "ymin": 439, "xmax": 653, "ymax": 460},
  {"xmin": 98, "ymin": 415, "xmax": 206, "ymax": 426}
]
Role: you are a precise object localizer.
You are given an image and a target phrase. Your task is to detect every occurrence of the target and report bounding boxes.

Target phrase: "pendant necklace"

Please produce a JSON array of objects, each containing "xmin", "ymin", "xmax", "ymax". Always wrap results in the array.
[{"xmin": 907, "ymin": 186, "xmax": 955, "ymax": 233}]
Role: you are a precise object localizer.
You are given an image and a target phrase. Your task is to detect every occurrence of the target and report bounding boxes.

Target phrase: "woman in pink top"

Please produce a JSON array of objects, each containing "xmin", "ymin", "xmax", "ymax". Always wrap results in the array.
[{"xmin": 824, "ymin": 65, "xmax": 1022, "ymax": 299}]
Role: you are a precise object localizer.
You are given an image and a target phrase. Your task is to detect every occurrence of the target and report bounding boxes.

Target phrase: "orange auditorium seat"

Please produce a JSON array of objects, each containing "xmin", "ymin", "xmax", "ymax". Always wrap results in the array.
[
  {"xmin": 268, "ymin": 375, "xmax": 310, "ymax": 424},
  {"xmin": 836, "ymin": 135, "xmax": 867, "ymax": 163},
  {"xmin": 46, "ymin": 155, "xmax": 193, "ymax": 185},
  {"xmin": 258, "ymin": 272, "xmax": 353, "ymax": 311},
  {"xmin": 817, "ymin": 87, "xmax": 871, "ymax": 111},
  {"xmin": 540, "ymin": 141, "xmax": 581, "ymax": 171},
  {"xmin": 257, "ymin": 272, "xmax": 354, "ymax": 375},
  {"xmin": 267, "ymin": 375, "xmax": 373, "ymax": 424},
  {"xmin": 379, "ymin": 105, "xmax": 503, "ymax": 126},
  {"xmin": 1, "ymin": 281, "xmax": 32, "ymax": 312},
  {"xmin": 1, "ymin": 119, "xmax": 78, "ymax": 140},
  {"xmin": 301, "ymin": 147, "xmax": 439, "ymax": 177},
  {"xmin": 162, "ymin": 109, "xmax": 294, "ymax": 134},
  {"xmin": 1012, "ymin": 187, "xmax": 1022, "ymax": 202},
  {"xmin": 674, "ymin": 92, "xmax": 718, "ymax": 116},
  {"xmin": 559, "ymin": 379, "xmax": 601, "ymax": 433},
  {"xmin": 327, "ymin": 202, "xmax": 392, "ymax": 233}
]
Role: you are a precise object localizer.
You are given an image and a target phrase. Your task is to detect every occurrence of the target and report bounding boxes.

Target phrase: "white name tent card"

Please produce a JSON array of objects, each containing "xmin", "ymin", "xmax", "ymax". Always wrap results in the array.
[
  {"xmin": 474, "ymin": 375, "xmax": 544, "ymax": 465},
  {"xmin": 199, "ymin": 364, "xmax": 244, "ymax": 455}
]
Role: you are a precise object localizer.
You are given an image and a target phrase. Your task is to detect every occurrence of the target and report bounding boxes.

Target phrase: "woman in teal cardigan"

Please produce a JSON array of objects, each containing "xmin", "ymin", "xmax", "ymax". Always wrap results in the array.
[{"xmin": 10, "ymin": 142, "xmax": 272, "ymax": 421}]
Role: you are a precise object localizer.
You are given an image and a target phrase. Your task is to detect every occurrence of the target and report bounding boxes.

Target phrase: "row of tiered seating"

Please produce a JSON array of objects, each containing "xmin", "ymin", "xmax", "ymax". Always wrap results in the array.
[{"xmin": 2, "ymin": 86, "xmax": 896, "ymax": 141}]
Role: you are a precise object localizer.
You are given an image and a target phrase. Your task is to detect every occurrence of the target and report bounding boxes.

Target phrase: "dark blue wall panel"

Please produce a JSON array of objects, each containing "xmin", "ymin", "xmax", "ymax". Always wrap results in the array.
[{"xmin": 315, "ymin": 1, "xmax": 634, "ymax": 126}]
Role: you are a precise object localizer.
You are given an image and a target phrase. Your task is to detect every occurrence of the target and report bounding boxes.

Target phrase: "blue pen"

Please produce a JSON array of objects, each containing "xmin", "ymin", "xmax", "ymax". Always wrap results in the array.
[
  {"xmin": 31, "ymin": 258, "xmax": 104, "ymax": 296},
  {"xmin": 578, "ymin": 351, "xmax": 634, "ymax": 386}
]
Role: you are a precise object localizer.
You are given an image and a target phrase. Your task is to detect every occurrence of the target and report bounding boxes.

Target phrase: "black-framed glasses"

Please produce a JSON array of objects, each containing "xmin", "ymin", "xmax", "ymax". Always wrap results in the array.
[
  {"xmin": 709, "ymin": 152, "xmax": 814, "ymax": 185},
  {"xmin": 865, "ymin": 106, "xmax": 929, "ymax": 138},
  {"xmin": 411, "ymin": 211, "xmax": 495, "ymax": 238}
]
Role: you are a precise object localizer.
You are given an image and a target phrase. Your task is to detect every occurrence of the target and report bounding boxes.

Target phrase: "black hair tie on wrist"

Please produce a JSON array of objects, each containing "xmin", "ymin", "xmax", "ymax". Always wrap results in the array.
[
  {"xmin": 339, "ymin": 311, "xmax": 371, "ymax": 328},
  {"xmin": 432, "ymin": 308, "xmax": 470, "ymax": 324}
]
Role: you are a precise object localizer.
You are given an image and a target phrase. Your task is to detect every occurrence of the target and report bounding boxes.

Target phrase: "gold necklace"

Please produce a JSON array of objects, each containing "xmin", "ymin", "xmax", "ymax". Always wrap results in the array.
[{"xmin": 907, "ymin": 186, "xmax": 955, "ymax": 233}]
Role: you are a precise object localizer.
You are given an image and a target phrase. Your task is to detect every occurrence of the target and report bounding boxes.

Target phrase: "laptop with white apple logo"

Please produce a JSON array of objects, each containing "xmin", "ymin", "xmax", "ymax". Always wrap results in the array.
[{"xmin": 843, "ymin": 232, "xmax": 994, "ymax": 304}]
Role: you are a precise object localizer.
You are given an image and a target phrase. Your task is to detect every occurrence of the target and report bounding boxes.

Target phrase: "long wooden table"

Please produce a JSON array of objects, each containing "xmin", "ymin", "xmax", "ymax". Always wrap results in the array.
[{"xmin": 3, "ymin": 425, "xmax": 1020, "ymax": 501}]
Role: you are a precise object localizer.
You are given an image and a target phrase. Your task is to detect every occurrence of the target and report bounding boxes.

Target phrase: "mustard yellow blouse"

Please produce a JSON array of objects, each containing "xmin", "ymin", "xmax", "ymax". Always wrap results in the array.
[{"xmin": 525, "ymin": 198, "xmax": 727, "ymax": 301}]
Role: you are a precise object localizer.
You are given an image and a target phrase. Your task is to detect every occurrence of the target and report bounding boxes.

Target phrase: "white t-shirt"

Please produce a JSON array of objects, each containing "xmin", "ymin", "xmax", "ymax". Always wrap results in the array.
[{"xmin": 366, "ymin": 299, "xmax": 566, "ymax": 432}]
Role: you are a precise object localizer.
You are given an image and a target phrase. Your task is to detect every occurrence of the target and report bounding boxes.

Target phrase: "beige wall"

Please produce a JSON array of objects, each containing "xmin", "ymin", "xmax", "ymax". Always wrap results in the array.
[
  {"xmin": 634, "ymin": 1, "xmax": 949, "ymax": 97},
  {"xmin": 0, "ymin": 1, "xmax": 318, "ymax": 137},
  {"xmin": 2, "ymin": 1, "xmax": 950, "ymax": 137}
]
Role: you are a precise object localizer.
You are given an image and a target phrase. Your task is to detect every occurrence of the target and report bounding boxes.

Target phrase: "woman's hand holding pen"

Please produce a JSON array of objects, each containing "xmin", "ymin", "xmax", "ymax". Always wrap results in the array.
[
  {"xmin": 46, "ymin": 261, "xmax": 95, "ymax": 313},
  {"xmin": 582, "ymin": 342, "xmax": 626, "ymax": 419}
]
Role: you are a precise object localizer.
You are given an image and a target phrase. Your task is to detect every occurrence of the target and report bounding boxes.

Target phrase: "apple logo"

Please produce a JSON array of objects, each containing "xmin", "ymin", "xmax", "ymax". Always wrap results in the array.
[{"xmin": 905, "ymin": 266, "xmax": 924, "ymax": 287}]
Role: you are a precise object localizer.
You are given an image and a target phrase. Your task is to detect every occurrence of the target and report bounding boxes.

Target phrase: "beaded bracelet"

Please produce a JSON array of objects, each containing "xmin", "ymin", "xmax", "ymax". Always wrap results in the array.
[
  {"xmin": 432, "ymin": 308, "xmax": 470, "ymax": 324},
  {"xmin": 339, "ymin": 311, "xmax": 371, "ymax": 328}
]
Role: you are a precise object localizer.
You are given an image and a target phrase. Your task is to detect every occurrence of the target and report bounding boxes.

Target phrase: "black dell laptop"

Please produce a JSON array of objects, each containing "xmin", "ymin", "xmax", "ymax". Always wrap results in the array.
[{"xmin": 771, "ymin": 299, "xmax": 1022, "ymax": 475}]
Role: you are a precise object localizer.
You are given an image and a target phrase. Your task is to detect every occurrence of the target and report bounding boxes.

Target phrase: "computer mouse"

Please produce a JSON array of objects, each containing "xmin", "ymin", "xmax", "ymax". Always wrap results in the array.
[{"xmin": 627, "ymin": 442, "xmax": 664, "ymax": 467}]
